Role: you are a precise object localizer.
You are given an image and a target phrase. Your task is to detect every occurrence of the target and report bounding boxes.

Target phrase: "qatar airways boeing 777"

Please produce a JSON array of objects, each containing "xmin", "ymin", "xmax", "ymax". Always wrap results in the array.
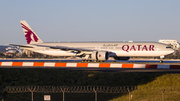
[{"xmin": 10, "ymin": 20, "xmax": 174, "ymax": 62}]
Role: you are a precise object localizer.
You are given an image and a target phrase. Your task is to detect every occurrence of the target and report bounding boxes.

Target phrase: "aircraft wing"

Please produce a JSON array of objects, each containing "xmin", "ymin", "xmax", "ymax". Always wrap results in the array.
[
  {"xmin": 36, "ymin": 45, "xmax": 100, "ymax": 54},
  {"xmin": 9, "ymin": 44, "xmax": 109, "ymax": 55},
  {"xmin": 9, "ymin": 44, "xmax": 97, "ymax": 53},
  {"xmin": 9, "ymin": 44, "xmax": 34, "ymax": 48},
  {"xmin": 36, "ymin": 45, "xmax": 98, "ymax": 54}
]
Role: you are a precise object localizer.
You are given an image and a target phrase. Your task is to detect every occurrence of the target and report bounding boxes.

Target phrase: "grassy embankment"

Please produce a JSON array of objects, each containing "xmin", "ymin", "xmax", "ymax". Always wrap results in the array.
[
  {"xmin": 0, "ymin": 68, "xmax": 180, "ymax": 101},
  {"xmin": 110, "ymin": 73, "xmax": 180, "ymax": 101}
]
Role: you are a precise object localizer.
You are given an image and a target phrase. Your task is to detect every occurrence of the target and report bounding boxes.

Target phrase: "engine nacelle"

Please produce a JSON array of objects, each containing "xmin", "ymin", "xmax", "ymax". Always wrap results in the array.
[
  {"xmin": 113, "ymin": 56, "xmax": 130, "ymax": 60},
  {"xmin": 91, "ymin": 51, "xmax": 109, "ymax": 61}
]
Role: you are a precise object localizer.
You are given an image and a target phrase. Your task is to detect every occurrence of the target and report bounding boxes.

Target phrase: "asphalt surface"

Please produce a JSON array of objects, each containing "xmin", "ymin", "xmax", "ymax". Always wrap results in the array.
[
  {"xmin": 1, "ymin": 59, "xmax": 180, "ymax": 72},
  {"xmin": 1, "ymin": 59, "xmax": 180, "ymax": 64},
  {"xmin": 1, "ymin": 66, "xmax": 180, "ymax": 73}
]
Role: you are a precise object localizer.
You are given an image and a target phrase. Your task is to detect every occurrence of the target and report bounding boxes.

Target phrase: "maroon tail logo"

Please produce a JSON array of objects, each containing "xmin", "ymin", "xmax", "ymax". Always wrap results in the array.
[{"xmin": 21, "ymin": 23, "xmax": 38, "ymax": 44}]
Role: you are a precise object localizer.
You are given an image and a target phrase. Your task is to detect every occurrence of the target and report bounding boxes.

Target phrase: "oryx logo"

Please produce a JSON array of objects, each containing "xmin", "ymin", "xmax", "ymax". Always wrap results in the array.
[{"xmin": 21, "ymin": 23, "xmax": 38, "ymax": 44}]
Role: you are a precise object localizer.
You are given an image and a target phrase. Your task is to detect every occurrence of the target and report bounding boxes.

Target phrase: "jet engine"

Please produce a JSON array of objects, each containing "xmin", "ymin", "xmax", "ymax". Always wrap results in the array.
[{"xmin": 91, "ymin": 51, "xmax": 109, "ymax": 61}]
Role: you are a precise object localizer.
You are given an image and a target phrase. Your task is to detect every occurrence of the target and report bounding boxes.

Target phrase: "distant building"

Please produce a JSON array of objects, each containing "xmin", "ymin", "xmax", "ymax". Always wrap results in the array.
[
  {"xmin": 159, "ymin": 39, "xmax": 180, "ymax": 50},
  {"xmin": 0, "ymin": 45, "xmax": 9, "ymax": 53},
  {"xmin": 3, "ymin": 46, "xmax": 23, "ymax": 57},
  {"xmin": 23, "ymin": 49, "xmax": 33, "ymax": 57}
]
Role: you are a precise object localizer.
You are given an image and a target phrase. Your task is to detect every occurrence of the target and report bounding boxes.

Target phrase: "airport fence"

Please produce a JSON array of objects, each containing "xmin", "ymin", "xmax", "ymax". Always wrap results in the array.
[{"xmin": 1, "ymin": 86, "xmax": 180, "ymax": 101}]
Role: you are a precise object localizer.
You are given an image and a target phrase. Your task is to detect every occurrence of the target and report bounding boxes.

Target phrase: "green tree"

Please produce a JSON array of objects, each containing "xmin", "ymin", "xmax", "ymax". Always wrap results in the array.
[{"xmin": 0, "ymin": 52, "xmax": 5, "ymax": 57}]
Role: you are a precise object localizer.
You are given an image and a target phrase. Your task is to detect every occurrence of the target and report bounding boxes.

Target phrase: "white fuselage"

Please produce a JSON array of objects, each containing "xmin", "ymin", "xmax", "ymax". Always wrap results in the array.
[{"xmin": 23, "ymin": 42, "xmax": 174, "ymax": 57}]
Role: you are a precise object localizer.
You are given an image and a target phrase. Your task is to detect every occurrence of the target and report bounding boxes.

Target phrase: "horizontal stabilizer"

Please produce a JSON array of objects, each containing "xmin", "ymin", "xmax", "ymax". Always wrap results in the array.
[{"xmin": 9, "ymin": 44, "xmax": 33, "ymax": 48}]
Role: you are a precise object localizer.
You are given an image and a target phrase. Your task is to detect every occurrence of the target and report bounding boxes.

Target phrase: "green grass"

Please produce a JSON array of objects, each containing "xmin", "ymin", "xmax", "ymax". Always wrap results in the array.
[
  {"xmin": 110, "ymin": 73, "xmax": 180, "ymax": 101},
  {"xmin": 0, "ymin": 68, "xmax": 180, "ymax": 101},
  {"xmin": 0, "ymin": 69, "xmax": 163, "ymax": 87}
]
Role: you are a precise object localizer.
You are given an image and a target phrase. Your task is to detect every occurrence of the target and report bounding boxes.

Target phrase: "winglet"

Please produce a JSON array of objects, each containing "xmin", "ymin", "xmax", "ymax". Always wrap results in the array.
[{"xmin": 20, "ymin": 20, "xmax": 43, "ymax": 44}]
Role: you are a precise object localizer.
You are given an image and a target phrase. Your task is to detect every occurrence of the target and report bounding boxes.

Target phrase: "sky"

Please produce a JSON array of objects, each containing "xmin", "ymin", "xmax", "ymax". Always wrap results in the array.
[{"xmin": 0, "ymin": 0, "xmax": 180, "ymax": 45}]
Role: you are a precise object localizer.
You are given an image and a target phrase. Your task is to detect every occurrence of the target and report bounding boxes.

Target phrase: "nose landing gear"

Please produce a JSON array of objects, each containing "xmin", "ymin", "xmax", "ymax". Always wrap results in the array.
[{"xmin": 160, "ymin": 60, "xmax": 163, "ymax": 63}]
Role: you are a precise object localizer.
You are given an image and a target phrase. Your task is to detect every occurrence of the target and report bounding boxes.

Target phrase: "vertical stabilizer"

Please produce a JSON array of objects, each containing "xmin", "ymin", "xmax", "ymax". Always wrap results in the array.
[{"xmin": 20, "ymin": 20, "xmax": 43, "ymax": 44}]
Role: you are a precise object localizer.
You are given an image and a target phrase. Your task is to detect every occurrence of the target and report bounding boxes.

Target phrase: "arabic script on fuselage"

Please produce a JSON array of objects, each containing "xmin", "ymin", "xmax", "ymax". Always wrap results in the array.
[{"xmin": 103, "ymin": 44, "xmax": 118, "ymax": 47}]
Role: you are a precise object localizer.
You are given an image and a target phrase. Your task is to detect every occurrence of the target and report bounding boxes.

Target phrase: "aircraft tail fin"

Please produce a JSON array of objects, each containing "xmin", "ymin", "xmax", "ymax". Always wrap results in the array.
[{"xmin": 20, "ymin": 20, "xmax": 43, "ymax": 44}]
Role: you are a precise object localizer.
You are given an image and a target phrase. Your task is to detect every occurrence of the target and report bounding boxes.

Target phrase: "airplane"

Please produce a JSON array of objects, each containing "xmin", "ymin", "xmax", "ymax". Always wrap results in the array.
[{"xmin": 10, "ymin": 20, "xmax": 174, "ymax": 62}]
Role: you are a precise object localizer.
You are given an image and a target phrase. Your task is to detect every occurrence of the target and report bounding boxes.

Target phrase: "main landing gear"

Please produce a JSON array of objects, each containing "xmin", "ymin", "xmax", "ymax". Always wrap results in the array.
[
  {"xmin": 159, "ymin": 56, "xmax": 165, "ymax": 63},
  {"xmin": 81, "ymin": 60, "xmax": 92, "ymax": 62},
  {"xmin": 81, "ymin": 60, "xmax": 106, "ymax": 62}
]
